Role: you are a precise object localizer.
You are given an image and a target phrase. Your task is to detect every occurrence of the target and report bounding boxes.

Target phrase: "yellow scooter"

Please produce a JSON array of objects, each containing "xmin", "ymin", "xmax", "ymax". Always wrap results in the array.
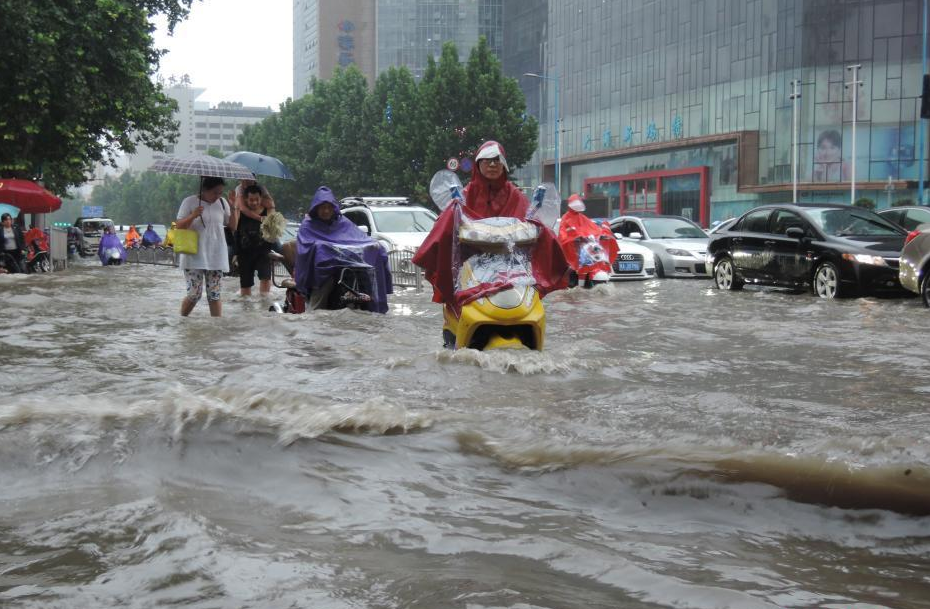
[{"xmin": 430, "ymin": 171, "xmax": 560, "ymax": 351}]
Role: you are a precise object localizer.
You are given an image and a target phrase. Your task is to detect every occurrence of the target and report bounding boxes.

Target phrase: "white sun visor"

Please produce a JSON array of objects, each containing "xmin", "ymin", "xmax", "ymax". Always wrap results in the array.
[{"xmin": 475, "ymin": 143, "xmax": 509, "ymax": 171}]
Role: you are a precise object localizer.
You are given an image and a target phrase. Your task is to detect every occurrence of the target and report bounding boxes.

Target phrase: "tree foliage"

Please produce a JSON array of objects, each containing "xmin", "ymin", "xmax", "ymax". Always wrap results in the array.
[
  {"xmin": 85, "ymin": 36, "xmax": 539, "ymax": 223},
  {"xmin": 0, "ymin": 0, "xmax": 194, "ymax": 193},
  {"xmin": 237, "ymin": 37, "xmax": 538, "ymax": 215}
]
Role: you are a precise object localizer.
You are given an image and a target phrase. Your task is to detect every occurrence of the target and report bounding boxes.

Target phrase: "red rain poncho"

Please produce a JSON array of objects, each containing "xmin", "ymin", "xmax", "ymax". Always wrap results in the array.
[
  {"xmin": 557, "ymin": 208, "xmax": 618, "ymax": 279},
  {"xmin": 412, "ymin": 142, "xmax": 568, "ymax": 313}
]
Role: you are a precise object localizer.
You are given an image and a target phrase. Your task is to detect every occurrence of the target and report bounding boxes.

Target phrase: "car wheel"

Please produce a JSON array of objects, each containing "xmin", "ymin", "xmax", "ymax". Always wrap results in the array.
[
  {"xmin": 812, "ymin": 261, "xmax": 842, "ymax": 299},
  {"xmin": 921, "ymin": 272, "xmax": 930, "ymax": 308},
  {"xmin": 654, "ymin": 256, "xmax": 665, "ymax": 278},
  {"xmin": 713, "ymin": 256, "xmax": 743, "ymax": 291}
]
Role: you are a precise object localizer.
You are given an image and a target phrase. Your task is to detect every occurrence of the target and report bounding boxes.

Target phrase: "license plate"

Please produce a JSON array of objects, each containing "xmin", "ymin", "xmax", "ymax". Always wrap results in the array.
[{"xmin": 616, "ymin": 262, "xmax": 642, "ymax": 272}]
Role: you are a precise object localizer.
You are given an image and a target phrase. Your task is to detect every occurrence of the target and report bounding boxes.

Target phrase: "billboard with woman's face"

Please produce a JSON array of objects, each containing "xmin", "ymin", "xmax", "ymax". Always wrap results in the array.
[{"xmin": 811, "ymin": 124, "xmax": 916, "ymax": 183}]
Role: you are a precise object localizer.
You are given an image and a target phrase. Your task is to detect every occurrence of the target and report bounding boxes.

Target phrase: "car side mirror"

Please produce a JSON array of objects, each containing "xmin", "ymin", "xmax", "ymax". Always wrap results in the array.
[
  {"xmin": 359, "ymin": 225, "xmax": 370, "ymax": 235},
  {"xmin": 613, "ymin": 232, "xmax": 623, "ymax": 239},
  {"xmin": 629, "ymin": 232, "xmax": 643, "ymax": 240},
  {"xmin": 785, "ymin": 227, "xmax": 805, "ymax": 240}
]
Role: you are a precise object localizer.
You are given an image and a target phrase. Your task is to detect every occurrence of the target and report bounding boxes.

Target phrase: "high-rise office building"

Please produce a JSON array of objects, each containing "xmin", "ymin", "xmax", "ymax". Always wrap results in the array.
[
  {"xmin": 528, "ymin": 0, "xmax": 926, "ymax": 223},
  {"xmin": 376, "ymin": 0, "xmax": 503, "ymax": 79},
  {"xmin": 293, "ymin": 0, "xmax": 377, "ymax": 98}
]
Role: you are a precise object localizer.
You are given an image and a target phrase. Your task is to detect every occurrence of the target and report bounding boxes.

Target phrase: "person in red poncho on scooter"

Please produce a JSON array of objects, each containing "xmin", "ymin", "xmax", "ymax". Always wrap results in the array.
[
  {"xmin": 557, "ymin": 194, "xmax": 618, "ymax": 288},
  {"xmin": 413, "ymin": 140, "xmax": 569, "ymax": 343}
]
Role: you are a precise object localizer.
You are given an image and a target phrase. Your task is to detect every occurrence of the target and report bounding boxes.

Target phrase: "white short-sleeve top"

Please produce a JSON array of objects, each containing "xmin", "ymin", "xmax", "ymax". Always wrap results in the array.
[{"xmin": 176, "ymin": 195, "xmax": 231, "ymax": 271}]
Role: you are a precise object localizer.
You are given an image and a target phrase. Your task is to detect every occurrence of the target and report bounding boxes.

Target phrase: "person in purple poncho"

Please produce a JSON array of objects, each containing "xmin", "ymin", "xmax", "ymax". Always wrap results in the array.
[
  {"xmin": 294, "ymin": 186, "xmax": 392, "ymax": 313},
  {"xmin": 141, "ymin": 224, "xmax": 162, "ymax": 247},
  {"xmin": 97, "ymin": 225, "xmax": 126, "ymax": 266}
]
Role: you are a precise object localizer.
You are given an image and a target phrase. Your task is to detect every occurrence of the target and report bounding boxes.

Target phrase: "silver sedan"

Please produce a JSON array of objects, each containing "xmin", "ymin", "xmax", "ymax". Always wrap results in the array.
[
  {"xmin": 609, "ymin": 215, "xmax": 710, "ymax": 278},
  {"xmin": 898, "ymin": 222, "xmax": 930, "ymax": 307}
]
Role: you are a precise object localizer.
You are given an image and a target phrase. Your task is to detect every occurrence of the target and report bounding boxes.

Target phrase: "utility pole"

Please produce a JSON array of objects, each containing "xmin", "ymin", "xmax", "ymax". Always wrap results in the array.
[
  {"xmin": 920, "ymin": 0, "xmax": 928, "ymax": 205},
  {"xmin": 789, "ymin": 79, "xmax": 802, "ymax": 203},
  {"xmin": 846, "ymin": 64, "xmax": 863, "ymax": 206}
]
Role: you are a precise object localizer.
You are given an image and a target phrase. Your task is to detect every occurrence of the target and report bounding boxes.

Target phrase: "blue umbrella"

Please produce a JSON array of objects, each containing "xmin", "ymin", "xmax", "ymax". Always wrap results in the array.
[
  {"xmin": 0, "ymin": 203, "xmax": 21, "ymax": 218},
  {"xmin": 223, "ymin": 151, "xmax": 295, "ymax": 180}
]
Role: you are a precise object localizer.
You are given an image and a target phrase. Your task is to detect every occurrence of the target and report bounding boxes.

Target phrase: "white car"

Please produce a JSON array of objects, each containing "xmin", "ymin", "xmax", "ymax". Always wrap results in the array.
[
  {"xmin": 610, "ymin": 215, "xmax": 710, "ymax": 278},
  {"xmin": 340, "ymin": 197, "xmax": 437, "ymax": 252},
  {"xmin": 610, "ymin": 236, "xmax": 656, "ymax": 281}
]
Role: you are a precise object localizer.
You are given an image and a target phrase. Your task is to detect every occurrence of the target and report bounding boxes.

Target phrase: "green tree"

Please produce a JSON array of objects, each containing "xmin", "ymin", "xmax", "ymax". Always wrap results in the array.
[
  {"xmin": 365, "ymin": 66, "xmax": 425, "ymax": 198},
  {"xmin": 0, "ymin": 0, "xmax": 194, "ymax": 193},
  {"xmin": 237, "ymin": 37, "xmax": 537, "ymax": 208},
  {"xmin": 464, "ymin": 37, "xmax": 538, "ymax": 172},
  {"xmin": 316, "ymin": 66, "xmax": 376, "ymax": 196},
  {"xmin": 418, "ymin": 43, "xmax": 472, "ymax": 190}
]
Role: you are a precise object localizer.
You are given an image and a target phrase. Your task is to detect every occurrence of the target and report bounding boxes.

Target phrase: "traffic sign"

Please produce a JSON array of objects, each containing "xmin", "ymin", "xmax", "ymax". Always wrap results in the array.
[
  {"xmin": 82, "ymin": 205, "xmax": 103, "ymax": 217},
  {"xmin": 446, "ymin": 157, "xmax": 460, "ymax": 171}
]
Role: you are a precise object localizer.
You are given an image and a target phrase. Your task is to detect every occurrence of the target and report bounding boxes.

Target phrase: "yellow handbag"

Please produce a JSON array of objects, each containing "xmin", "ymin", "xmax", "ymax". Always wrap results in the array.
[{"xmin": 172, "ymin": 228, "xmax": 199, "ymax": 255}]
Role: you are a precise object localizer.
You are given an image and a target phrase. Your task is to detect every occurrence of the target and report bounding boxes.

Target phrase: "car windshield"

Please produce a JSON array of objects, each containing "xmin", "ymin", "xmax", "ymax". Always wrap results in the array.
[
  {"xmin": 372, "ymin": 209, "xmax": 436, "ymax": 232},
  {"xmin": 83, "ymin": 221, "xmax": 110, "ymax": 233},
  {"xmin": 281, "ymin": 223, "xmax": 300, "ymax": 241},
  {"xmin": 805, "ymin": 208, "xmax": 903, "ymax": 237},
  {"xmin": 640, "ymin": 217, "xmax": 706, "ymax": 239}
]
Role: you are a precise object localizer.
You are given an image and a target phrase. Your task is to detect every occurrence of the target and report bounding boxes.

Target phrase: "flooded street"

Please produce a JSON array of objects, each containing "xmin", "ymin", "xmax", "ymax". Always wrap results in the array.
[{"xmin": 1, "ymin": 260, "xmax": 929, "ymax": 608}]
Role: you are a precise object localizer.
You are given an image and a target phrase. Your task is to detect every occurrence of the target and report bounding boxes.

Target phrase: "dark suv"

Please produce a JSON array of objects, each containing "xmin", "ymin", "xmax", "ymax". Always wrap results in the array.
[{"xmin": 707, "ymin": 203, "xmax": 907, "ymax": 298}]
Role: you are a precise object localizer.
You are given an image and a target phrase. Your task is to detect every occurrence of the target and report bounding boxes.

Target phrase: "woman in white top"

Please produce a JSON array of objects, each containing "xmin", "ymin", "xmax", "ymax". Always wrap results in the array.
[
  {"xmin": 176, "ymin": 176, "xmax": 240, "ymax": 316},
  {"xmin": 1, "ymin": 212, "xmax": 26, "ymax": 273}
]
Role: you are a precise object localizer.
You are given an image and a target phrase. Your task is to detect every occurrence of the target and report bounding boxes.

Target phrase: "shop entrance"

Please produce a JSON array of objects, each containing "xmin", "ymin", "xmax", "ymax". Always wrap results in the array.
[{"xmin": 583, "ymin": 167, "xmax": 710, "ymax": 226}]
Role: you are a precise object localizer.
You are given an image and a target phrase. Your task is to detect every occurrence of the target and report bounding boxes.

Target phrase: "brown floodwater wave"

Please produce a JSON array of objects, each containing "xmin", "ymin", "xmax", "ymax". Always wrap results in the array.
[{"xmin": 458, "ymin": 431, "xmax": 930, "ymax": 515}]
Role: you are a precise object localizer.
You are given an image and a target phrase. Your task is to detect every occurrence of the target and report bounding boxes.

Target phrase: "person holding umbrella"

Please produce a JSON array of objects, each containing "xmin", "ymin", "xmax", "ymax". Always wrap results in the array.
[
  {"xmin": 224, "ymin": 151, "xmax": 297, "ymax": 221},
  {"xmin": 148, "ymin": 153, "xmax": 255, "ymax": 316},
  {"xmin": 176, "ymin": 176, "xmax": 239, "ymax": 317}
]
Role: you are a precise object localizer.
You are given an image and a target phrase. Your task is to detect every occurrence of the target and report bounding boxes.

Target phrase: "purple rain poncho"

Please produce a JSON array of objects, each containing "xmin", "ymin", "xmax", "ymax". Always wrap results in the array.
[
  {"xmin": 142, "ymin": 228, "xmax": 162, "ymax": 246},
  {"xmin": 97, "ymin": 231, "xmax": 126, "ymax": 265},
  {"xmin": 294, "ymin": 187, "xmax": 392, "ymax": 314}
]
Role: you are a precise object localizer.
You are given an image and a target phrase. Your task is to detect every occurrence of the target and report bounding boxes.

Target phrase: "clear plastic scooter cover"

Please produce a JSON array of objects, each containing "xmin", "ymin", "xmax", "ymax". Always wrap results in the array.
[
  {"xmin": 314, "ymin": 242, "xmax": 380, "ymax": 304},
  {"xmin": 526, "ymin": 182, "xmax": 560, "ymax": 230},
  {"xmin": 429, "ymin": 170, "xmax": 464, "ymax": 212},
  {"xmin": 428, "ymin": 170, "xmax": 557, "ymax": 305}
]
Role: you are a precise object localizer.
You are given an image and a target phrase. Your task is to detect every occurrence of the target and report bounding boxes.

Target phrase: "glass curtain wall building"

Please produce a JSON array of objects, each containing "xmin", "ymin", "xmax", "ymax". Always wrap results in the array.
[
  {"xmin": 526, "ymin": 0, "xmax": 927, "ymax": 225},
  {"xmin": 376, "ymin": 0, "xmax": 503, "ymax": 78}
]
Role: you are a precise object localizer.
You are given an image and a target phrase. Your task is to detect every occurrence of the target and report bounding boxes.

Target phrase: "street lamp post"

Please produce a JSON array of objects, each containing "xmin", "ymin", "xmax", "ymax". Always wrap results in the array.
[
  {"xmin": 524, "ymin": 72, "xmax": 561, "ymax": 194},
  {"xmin": 846, "ymin": 64, "xmax": 863, "ymax": 206},
  {"xmin": 789, "ymin": 79, "xmax": 802, "ymax": 203}
]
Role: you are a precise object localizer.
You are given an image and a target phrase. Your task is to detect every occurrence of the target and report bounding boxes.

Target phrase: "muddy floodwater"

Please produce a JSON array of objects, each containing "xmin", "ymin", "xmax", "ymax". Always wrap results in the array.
[{"xmin": 1, "ymin": 261, "xmax": 929, "ymax": 608}]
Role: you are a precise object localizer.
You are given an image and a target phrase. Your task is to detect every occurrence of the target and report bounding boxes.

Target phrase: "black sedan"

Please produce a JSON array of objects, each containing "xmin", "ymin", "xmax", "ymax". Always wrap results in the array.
[{"xmin": 706, "ymin": 203, "xmax": 907, "ymax": 298}]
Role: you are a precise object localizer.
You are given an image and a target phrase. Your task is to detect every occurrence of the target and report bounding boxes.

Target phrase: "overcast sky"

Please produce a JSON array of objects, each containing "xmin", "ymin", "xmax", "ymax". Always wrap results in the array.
[{"xmin": 152, "ymin": 0, "xmax": 293, "ymax": 109}]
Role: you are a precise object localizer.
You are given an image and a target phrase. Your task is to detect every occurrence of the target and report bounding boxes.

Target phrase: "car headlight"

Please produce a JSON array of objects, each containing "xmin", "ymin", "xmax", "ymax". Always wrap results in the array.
[
  {"xmin": 665, "ymin": 248, "xmax": 694, "ymax": 257},
  {"xmin": 842, "ymin": 253, "xmax": 887, "ymax": 266}
]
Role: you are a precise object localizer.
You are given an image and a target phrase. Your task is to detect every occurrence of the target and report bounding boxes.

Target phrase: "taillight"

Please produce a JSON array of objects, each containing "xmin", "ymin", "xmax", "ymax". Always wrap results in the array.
[{"xmin": 905, "ymin": 229, "xmax": 921, "ymax": 245}]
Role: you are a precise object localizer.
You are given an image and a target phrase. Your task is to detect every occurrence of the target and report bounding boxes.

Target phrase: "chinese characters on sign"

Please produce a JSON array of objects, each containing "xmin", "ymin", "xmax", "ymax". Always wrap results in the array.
[
  {"xmin": 672, "ymin": 114, "xmax": 683, "ymax": 138},
  {"xmin": 645, "ymin": 122, "xmax": 658, "ymax": 142},
  {"xmin": 623, "ymin": 126, "xmax": 634, "ymax": 144},
  {"xmin": 337, "ymin": 20, "xmax": 356, "ymax": 67}
]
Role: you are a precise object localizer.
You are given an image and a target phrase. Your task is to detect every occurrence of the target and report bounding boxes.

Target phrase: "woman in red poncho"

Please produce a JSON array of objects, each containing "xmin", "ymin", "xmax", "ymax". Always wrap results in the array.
[
  {"xmin": 413, "ymin": 140, "xmax": 569, "ymax": 311},
  {"xmin": 558, "ymin": 194, "xmax": 618, "ymax": 287}
]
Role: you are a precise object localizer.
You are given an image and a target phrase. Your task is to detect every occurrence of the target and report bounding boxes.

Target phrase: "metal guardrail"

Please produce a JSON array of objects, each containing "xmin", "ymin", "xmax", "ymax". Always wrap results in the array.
[
  {"xmin": 125, "ymin": 246, "xmax": 178, "ymax": 267},
  {"xmin": 121, "ymin": 245, "xmax": 423, "ymax": 291},
  {"xmin": 387, "ymin": 249, "xmax": 423, "ymax": 292}
]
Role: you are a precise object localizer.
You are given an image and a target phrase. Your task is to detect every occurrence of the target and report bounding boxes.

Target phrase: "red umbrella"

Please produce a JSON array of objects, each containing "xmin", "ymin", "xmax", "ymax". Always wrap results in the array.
[{"xmin": 0, "ymin": 179, "xmax": 62, "ymax": 214}]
